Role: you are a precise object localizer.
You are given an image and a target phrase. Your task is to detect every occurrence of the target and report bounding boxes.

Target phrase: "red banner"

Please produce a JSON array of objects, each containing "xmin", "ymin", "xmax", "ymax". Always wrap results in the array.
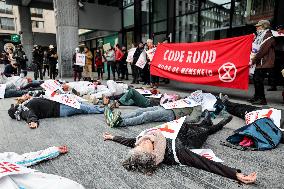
[{"xmin": 150, "ymin": 34, "xmax": 254, "ymax": 90}]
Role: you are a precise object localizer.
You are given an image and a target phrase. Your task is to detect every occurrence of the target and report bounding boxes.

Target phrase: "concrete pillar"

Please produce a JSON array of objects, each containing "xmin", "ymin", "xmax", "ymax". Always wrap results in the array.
[
  {"xmin": 18, "ymin": 6, "xmax": 33, "ymax": 67},
  {"xmin": 53, "ymin": 0, "xmax": 78, "ymax": 77}
]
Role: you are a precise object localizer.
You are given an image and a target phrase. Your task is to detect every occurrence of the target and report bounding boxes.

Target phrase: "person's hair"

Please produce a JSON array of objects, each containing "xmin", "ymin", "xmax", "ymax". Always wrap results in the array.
[
  {"xmin": 115, "ymin": 44, "xmax": 120, "ymax": 48},
  {"xmin": 8, "ymin": 104, "xmax": 16, "ymax": 119},
  {"xmin": 84, "ymin": 46, "xmax": 89, "ymax": 50},
  {"xmin": 122, "ymin": 150, "xmax": 157, "ymax": 175}
]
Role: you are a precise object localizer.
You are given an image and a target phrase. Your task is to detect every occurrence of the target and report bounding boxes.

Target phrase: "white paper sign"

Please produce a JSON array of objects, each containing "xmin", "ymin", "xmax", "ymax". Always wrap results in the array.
[
  {"xmin": 126, "ymin": 48, "xmax": 136, "ymax": 63},
  {"xmin": 0, "ymin": 84, "xmax": 6, "ymax": 99},
  {"xmin": 245, "ymin": 108, "xmax": 282, "ymax": 130},
  {"xmin": 75, "ymin": 53, "xmax": 86, "ymax": 66},
  {"xmin": 135, "ymin": 88, "xmax": 152, "ymax": 95},
  {"xmin": 146, "ymin": 94, "xmax": 162, "ymax": 99},
  {"xmin": 137, "ymin": 117, "xmax": 186, "ymax": 140},
  {"xmin": 162, "ymin": 99, "xmax": 199, "ymax": 110},
  {"xmin": 146, "ymin": 47, "xmax": 156, "ymax": 61},
  {"xmin": 190, "ymin": 149, "xmax": 223, "ymax": 162},
  {"xmin": 103, "ymin": 43, "xmax": 111, "ymax": 52},
  {"xmin": 135, "ymin": 50, "xmax": 147, "ymax": 69},
  {"xmin": 45, "ymin": 93, "xmax": 81, "ymax": 109},
  {"xmin": 271, "ymin": 30, "xmax": 284, "ymax": 37},
  {"xmin": 40, "ymin": 80, "xmax": 63, "ymax": 95},
  {"xmin": 0, "ymin": 161, "xmax": 34, "ymax": 179}
]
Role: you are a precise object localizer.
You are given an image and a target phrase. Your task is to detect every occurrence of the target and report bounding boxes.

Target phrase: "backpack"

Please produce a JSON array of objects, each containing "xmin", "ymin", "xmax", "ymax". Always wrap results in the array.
[{"xmin": 223, "ymin": 118, "xmax": 282, "ymax": 151}]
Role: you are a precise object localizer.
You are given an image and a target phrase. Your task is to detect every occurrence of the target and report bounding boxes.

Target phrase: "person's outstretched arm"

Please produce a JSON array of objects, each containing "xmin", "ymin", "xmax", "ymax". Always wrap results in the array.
[
  {"xmin": 103, "ymin": 132, "xmax": 136, "ymax": 148},
  {"xmin": 2, "ymin": 146, "xmax": 68, "ymax": 167},
  {"xmin": 177, "ymin": 147, "xmax": 256, "ymax": 184}
]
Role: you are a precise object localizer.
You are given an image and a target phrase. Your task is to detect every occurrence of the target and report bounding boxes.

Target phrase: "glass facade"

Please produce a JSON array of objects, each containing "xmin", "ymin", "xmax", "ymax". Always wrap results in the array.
[
  {"xmin": 0, "ymin": 1, "xmax": 13, "ymax": 14},
  {"xmin": 123, "ymin": 5, "xmax": 134, "ymax": 28},
  {"xmin": 121, "ymin": 0, "xmax": 279, "ymax": 45},
  {"xmin": 0, "ymin": 17, "xmax": 15, "ymax": 30}
]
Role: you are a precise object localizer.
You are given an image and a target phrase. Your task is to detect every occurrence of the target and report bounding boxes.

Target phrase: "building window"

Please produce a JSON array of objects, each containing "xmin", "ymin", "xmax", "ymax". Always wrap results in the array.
[
  {"xmin": 30, "ymin": 8, "xmax": 43, "ymax": 18},
  {"xmin": 123, "ymin": 0, "xmax": 134, "ymax": 7},
  {"xmin": 0, "ymin": 1, "xmax": 13, "ymax": 14},
  {"xmin": 32, "ymin": 20, "xmax": 44, "ymax": 29},
  {"xmin": 0, "ymin": 17, "xmax": 15, "ymax": 30},
  {"xmin": 153, "ymin": 0, "xmax": 167, "ymax": 22},
  {"xmin": 141, "ymin": 0, "xmax": 150, "ymax": 25},
  {"xmin": 123, "ymin": 5, "xmax": 134, "ymax": 28}
]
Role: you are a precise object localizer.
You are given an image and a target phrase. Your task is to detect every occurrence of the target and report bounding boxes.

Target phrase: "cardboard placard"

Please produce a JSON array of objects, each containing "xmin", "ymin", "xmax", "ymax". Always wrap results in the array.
[
  {"xmin": 0, "ymin": 161, "xmax": 34, "ymax": 179},
  {"xmin": 75, "ymin": 53, "xmax": 86, "ymax": 66},
  {"xmin": 162, "ymin": 99, "xmax": 199, "ymax": 110},
  {"xmin": 126, "ymin": 48, "xmax": 136, "ymax": 63},
  {"xmin": 40, "ymin": 80, "xmax": 63, "ymax": 96},
  {"xmin": 135, "ymin": 50, "xmax": 147, "ymax": 69},
  {"xmin": 135, "ymin": 88, "xmax": 152, "ymax": 95},
  {"xmin": 146, "ymin": 47, "xmax": 156, "ymax": 61},
  {"xmin": 45, "ymin": 93, "xmax": 81, "ymax": 109},
  {"xmin": 0, "ymin": 84, "xmax": 6, "ymax": 99},
  {"xmin": 146, "ymin": 94, "xmax": 162, "ymax": 99}
]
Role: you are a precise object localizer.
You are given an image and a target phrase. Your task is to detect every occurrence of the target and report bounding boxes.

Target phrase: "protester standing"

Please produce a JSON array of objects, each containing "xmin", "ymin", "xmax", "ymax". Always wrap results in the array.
[
  {"xmin": 249, "ymin": 20, "xmax": 275, "ymax": 105},
  {"xmin": 48, "ymin": 45, "xmax": 58, "ymax": 80},
  {"xmin": 95, "ymin": 49, "xmax": 104, "ymax": 80},
  {"xmin": 146, "ymin": 39, "xmax": 157, "ymax": 86},
  {"xmin": 32, "ymin": 45, "xmax": 43, "ymax": 80},
  {"xmin": 120, "ymin": 46, "xmax": 128, "ymax": 80},
  {"xmin": 14, "ymin": 44, "xmax": 27, "ymax": 76},
  {"xmin": 72, "ymin": 48, "xmax": 83, "ymax": 81},
  {"xmin": 105, "ymin": 47, "xmax": 116, "ymax": 80},
  {"xmin": 42, "ymin": 50, "xmax": 49, "ymax": 78},
  {"xmin": 0, "ymin": 50, "xmax": 9, "ymax": 66},
  {"xmin": 131, "ymin": 43, "xmax": 144, "ymax": 84},
  {"xmin": 83, "ymin": 47, "xmax": 93, "ymax": 81},
  {"xmin": 115, "ymin": 44, "xmax": 123, "ymax": 79}
]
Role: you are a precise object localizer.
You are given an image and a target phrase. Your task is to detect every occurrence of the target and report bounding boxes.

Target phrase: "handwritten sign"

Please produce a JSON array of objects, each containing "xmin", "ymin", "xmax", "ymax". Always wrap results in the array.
[
  {"xmin": 0, "ymin": 161, "xmax": 34, "ymax": 179},
  {"xmin": 126, "ymin": 48, "xmax": 136, "ymax": 63},
  {"xmin": 245, "ymin": 108, "xmax": 282, "ymax": 130},
  {"xmin": 190, "ymin": 149, "xmax": 223, "ymax": 162},
  {"xmin": 135, "ymin": 88, "xmax": 152, "ymax": 95},
  {"xmin": 146, "ymin": 47, "xmax": 156, "ymax": 61},
  {"xmin": 0, "ymin": 84, "xmax": 6, "ymax": 99},
  {"xmin": 103, "ymin": 43, "xmax": 111, "ymax": 52},
  {"xmin": 40, "ymin": 80, "xmax": 63, "ymax": 96},
  {"xmin": 162, "ymin": 99, "xmax": 199, "ymax": 110},
  {"xmin": 135, "ymin": 50, "xmax": 147, "ymax": 69},
  {"xmin": 45, "ymin": 93, "xmax": 81, "ymax": 109},
  {"xmin": 75, "ymin": 53, "xmax": 86, "ymax": 66},
  {"xmin": 146, "ymin": 94, "xmax": 162, "ymax": 99},
  {"xmin": 271, "ymin": 30, "xmax": 284, "ymax": 37},
  {"xmin": 137, "ymin": 117, "xmax": 186, "ymax": 140}
]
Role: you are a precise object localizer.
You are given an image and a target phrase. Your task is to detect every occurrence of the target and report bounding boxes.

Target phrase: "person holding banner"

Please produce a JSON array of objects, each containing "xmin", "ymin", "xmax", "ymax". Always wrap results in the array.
[
  {"xmin": 8, "ymin": 97, "xmax": 104, "ymax": 129},
  {"xmin": 249, "ymin": 20, "xmax": 276, "ymax": 105},
  {"xmin": 103, "ymin": 115, "xmax": 257, "ymax": 184},
  {"xmin": 0, "ymin": 146, "xmax": 85, "ymax": 188},
  {"xmin": 73, "ymin": 48, "xmax": 83, "ymax": 81}
]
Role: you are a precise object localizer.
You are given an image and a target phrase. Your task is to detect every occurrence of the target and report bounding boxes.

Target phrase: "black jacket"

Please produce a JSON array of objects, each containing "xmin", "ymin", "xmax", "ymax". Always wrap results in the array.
[
  {"xmin": 4, "ymin": 64, "xmax": 17, "ymax": 77},
  {"xmin": 20, "ymin": 98, "xmax": 60, "ymax": 123},
  {"xmin": 133, "ymin": 48, "xmax": 144, "ymax": 64}
]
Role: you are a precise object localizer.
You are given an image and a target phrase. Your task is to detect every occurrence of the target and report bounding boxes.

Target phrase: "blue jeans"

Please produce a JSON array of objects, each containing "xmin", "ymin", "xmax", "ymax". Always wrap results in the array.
[
  {"xmin": 4, "ymin": 89, "xmax": 28, "ymax": 98},
  {"xmin": 59, "ymin": 103, "xmax": 104, "ymax": 117},
  {"xmin": 120, "ymin": 106, "xmax": 175, "ymax": 127}
]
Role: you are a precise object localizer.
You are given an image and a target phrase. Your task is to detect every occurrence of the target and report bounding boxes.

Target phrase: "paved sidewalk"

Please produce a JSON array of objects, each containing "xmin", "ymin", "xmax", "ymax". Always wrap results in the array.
[{"xmin": 0, "ymin": 73, "xmax": 283, "ymax": 188}]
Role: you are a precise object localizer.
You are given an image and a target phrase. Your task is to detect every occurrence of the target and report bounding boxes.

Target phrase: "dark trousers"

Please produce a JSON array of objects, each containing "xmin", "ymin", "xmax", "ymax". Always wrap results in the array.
[
  {"xmin": 116, "ymin": 61, "xmax": 121, "ymax": 78},
  {"xmin": 151, "ymin": 75, "xmax": 159, "ymax": 84},
  {"xmin": 97, "ymin": 67, "xmax": 103, "ymax": 79},
  {"xmin": 120, "ymin": 63, "xmax": 128, "ymax": 79},
  {"xmin": 224, "ymin": 100, "xmax": 259, "ymax": 119},
  {"xmin": 43, "ymin": 64, "xmax": 49, "ymax": 77},
  {"xmin": 253, "ymin": 68, "xmax": 266, "ymax": 100},
  {"xmin": 131, "ymin": 64, "xmax": 140, "ymax": 83},
  {"xmin": 73, "ymin": 71, "xmax": 82, "ymax": 81},
  {"xmin": 4, "ymin": 89, "xmax": 28, "ymax": 98},
  {"xmin": 107, "ymin": 61, "xmax": 116, "ymax": 80},
  {"xmin": 50, "ymin": 63, "xmax": 57, "ymax": 80},
  {"xmin": 142, "ymin": 64, "xmax": 150, "ymax": 84},
  {"xmin": 34, "ymin": 64, "xmax": 43, "ymax": 80}
]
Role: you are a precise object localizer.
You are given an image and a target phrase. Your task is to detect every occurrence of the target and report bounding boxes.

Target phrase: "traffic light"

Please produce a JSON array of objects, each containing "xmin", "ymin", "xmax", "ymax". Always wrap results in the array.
[{"xmin": 11, "ymin": 34, "xmax": 21, "ymax": 43}]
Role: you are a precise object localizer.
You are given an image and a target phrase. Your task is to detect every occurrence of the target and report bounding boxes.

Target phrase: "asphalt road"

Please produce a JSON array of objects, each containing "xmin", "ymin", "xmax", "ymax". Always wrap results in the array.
[{"xmin": 0, "ymin": 75, "xmax": 283, "ymax": 189}]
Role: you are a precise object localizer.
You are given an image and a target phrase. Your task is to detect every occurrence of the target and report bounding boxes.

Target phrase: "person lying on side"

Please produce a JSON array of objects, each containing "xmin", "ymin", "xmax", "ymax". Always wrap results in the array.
[
  {"xmin": 8, "ymin": 97, "xmax": 104, "ymax": 129},
  {"xmin": 103, "ymin": 115, "xmax": 257, "ymax": 184},
  {"xmin": 0, "ymin": 146, "xmax": 84, "ymax": 188}
]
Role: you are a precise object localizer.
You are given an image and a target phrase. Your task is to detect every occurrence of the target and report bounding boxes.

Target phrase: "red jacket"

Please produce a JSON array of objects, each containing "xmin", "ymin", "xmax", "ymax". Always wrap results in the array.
[
  {"xmin": 115, "ymin": 49, "xmax": 124, "ymax": 61},
  {"xmin": 95, "ymin": 56, "xmax": 103, "ymax": 67}
]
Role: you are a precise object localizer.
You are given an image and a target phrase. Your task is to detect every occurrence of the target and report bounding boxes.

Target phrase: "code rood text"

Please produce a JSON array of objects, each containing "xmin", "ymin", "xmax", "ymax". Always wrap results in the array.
[{"xmin": 163, "ymin": 50, "xmax": 216, "ymax": 64}]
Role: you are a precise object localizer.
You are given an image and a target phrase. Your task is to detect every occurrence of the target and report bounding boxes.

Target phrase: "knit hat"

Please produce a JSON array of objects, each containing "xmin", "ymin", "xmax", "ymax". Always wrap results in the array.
[
  {"xmin": 8, "ymin": 104, "xmax": 16, "ymax": 119},
  {"xmin": 255, "ymin": 20, "xmax": 270, "ymax": 29}
]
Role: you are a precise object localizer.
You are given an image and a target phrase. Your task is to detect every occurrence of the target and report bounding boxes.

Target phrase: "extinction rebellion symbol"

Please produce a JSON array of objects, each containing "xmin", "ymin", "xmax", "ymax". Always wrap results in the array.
[{"xmin": 218, "ymin": 62, "xmax": 237, "ymax": 82}]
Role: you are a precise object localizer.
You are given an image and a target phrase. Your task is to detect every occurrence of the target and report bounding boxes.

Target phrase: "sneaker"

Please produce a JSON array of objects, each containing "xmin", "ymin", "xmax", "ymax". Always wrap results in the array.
[
  {"xmin": 252, "ymin": 98, "xmax": 267, "ymax": 105},
  {"xmin": 104, "ymin": 106, "xmax": 113, "ymax": 126},
  {"xmin": 110, "ymin": 111, "xmax": 122, "ymax": 128}
]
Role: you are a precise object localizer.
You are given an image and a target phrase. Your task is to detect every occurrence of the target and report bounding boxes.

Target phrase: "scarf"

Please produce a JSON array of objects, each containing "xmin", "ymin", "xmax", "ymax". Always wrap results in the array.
[{"xmin": 254, "ymin": 29, "xmax": 269, "ymax": 46}]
